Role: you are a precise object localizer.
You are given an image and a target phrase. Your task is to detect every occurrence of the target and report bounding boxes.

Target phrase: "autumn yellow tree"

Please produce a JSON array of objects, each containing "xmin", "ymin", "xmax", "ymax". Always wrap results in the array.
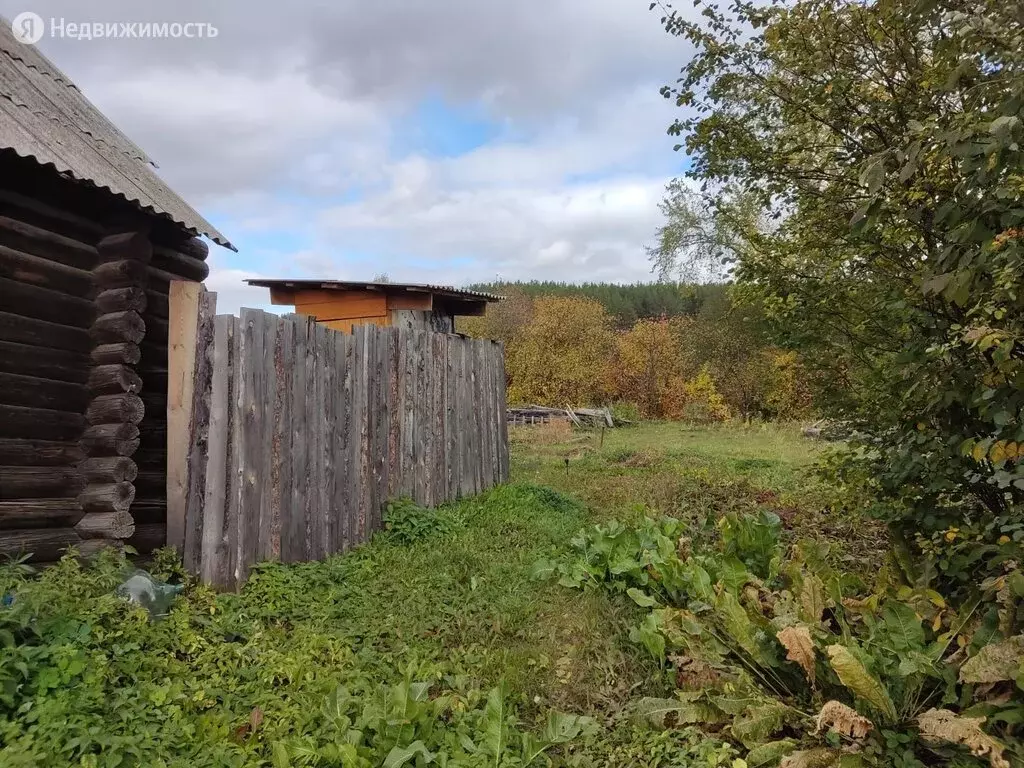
[
  {"xmin": 606, "ymin": 319, "xmax": 689, "ymax": 418},
  {"xmin": 457, "ymin": 287, "xmax": 533, "ymax": 347},
  {"xmin": 507, "ymin": 296, "xmax": 613, "ymax": 406}
]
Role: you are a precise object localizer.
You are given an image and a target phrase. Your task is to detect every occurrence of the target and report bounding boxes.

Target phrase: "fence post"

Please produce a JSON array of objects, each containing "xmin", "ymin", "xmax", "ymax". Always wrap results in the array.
[{"xmin": 166, "ymin": 281, "xmax": 203, "ymax": 554}]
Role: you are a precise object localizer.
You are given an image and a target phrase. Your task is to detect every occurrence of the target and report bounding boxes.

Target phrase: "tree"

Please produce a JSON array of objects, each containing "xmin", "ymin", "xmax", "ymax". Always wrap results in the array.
[
  {"xmin": 607, "ymin": 318, "xmax": 689, "ymax": 418},
  {"xmin": 458, "ymin": 287, "xmax": 534, "ymax": 346},
  {"xmin": 507, "ymin": 296, "xmax": 614, "ymax": 407},
  {"xmin": 655, "ymin": 0, "xmax": 1024, "ymax": 522}
]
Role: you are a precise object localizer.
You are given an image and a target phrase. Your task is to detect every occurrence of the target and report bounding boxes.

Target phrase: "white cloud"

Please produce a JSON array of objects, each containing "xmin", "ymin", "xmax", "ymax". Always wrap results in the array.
[{"xmin": 1, "ymin": 0, "xmax": 699, "ymax": 287}]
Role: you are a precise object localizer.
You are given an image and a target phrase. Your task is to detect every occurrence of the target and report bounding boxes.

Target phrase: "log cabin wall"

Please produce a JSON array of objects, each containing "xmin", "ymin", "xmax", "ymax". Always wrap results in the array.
[
  {"xmin": 129, "ymin": 233, "xmax": 209, "ymax": 555},
  {"xmin": 0, "ymin": 153, "xmax": 209, "ymax": 561}
]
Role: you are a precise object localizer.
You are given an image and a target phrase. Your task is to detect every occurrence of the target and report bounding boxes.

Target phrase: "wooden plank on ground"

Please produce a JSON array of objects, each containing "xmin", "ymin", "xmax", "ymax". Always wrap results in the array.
[{"xmin": 166, "ymin": 281, "xmax": 202, "ymax": 554}]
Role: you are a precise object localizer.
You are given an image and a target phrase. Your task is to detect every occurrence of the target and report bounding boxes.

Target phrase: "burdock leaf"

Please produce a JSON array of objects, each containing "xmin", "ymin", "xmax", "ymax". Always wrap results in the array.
[
  {"xmin": 825, "ymin": 645, "xmax": 897, "ymax": 722},
  {"xmin": 917, "ymin": 709, "xmax": 1009, "ymax": 768},
  {"xmin": 960, "ymin": 635, "xmax": 1024, "ymax": 684},
  {"xmin": 777, "ymin": 625, "xmax": 815, "ymax": 684}
]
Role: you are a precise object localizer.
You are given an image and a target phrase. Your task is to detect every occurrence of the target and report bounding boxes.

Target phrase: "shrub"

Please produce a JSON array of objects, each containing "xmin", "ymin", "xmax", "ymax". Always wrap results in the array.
[
  {"xmin": 381, "ymin": 499, "xmax": 454, "ymax": 545},
  {"xmin": 538, "ymin": 512, "xmax": 1024, "ymax": 767}
]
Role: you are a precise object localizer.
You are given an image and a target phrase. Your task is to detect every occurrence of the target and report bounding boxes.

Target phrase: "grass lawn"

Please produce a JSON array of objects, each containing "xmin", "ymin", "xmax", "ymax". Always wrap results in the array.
[{"xmin": 0, "ymin": 422, "xmax": 878, "ymax": 767}]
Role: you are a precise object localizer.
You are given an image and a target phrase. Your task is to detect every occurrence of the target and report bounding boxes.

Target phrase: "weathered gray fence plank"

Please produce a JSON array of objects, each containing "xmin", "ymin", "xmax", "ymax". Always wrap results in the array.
[
  {"xmin": 200, "ymin": 314, "xmax": 231, "ymax": 588},
  {"xmin": 182, "ymin": 289, "xmax": 217, "ymax": 573},
  {"xmin": 185, "ymin": 317, "xmax": 508, "ymax": 588},
  {"xmin": 340, "ymin": 330, "xmax": 355, "ymax": 551},
  {"xmin": 285, "ymin": 316, "xmax": 307, "ymax": 563}
]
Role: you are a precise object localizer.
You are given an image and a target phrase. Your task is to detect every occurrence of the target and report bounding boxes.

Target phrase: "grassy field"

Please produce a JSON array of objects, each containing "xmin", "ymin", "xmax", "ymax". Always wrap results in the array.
[{"xmin": 1, "ymin": 422, "xmax": 877, "ymax": 767}]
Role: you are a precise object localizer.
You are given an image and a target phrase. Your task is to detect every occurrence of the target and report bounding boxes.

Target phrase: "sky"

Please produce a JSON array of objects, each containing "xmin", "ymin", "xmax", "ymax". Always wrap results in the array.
[{"xmin": 2, "ymin": 0, "xmax": 696, "ymax": 314}]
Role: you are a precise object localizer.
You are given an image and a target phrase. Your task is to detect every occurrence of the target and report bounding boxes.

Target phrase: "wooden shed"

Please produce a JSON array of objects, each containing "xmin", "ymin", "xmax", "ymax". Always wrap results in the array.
[
  {"xmin": 0, "ymin": 22, "xmax": 234, "ymax": 561},
  {"xmin": 246, "ymin": 280, "xmax": 502, "ymax": 334}
]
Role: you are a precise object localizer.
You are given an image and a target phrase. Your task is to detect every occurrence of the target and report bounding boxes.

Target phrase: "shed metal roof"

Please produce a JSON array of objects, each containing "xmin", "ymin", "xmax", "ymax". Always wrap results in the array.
[
  {"xmin": 0, "ymin": 18, "xmax": 235, "ymax": 250},
  {"xmin": 246, "ymin": 279, "xmax": 504, "ymax": 303}
]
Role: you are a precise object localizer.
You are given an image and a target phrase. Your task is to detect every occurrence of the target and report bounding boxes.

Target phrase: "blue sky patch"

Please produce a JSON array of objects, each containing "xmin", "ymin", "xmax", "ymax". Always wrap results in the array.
[{"xmin": 394, "ymin": 95, "xmax": 502, "ymax": 158}]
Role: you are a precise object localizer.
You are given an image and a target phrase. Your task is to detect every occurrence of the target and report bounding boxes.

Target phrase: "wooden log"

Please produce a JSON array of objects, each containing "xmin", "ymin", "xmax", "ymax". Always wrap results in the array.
[
  {"xmin": 0, "ymin": 187, "xmax": 104, "ymax": 240},
  {"xmin": 89, "ymin": 311, "xmax": 145, "ymax": 345},
  {"xmin": 93, "ymin": 259, "xmax": 148, "ymax": 289},
  {"xmin": 75, "ymin": 510, "xmax": 135, "ymax": 539},
  {"xmin": 87, "ymin": 364, "xmax": 143, "ymax": 395},
  {"xmin": 96, "ymin": 287, "xmax": 147, "ymax": 315},
  {"xmin": 80, "ymin": 424, "xmax": 140, "ymax": 456},
  {"xmin": 79, "ymin": 457, "xmax": 138, "ymax": 484},
  {"xmin": 136, "ymin": 427, "xmax": 166, "ymax": 453},
  {"xmin": 0, "ymin": 341, "xmax": 88, "ymax": 383},
  {"xmin": 175, "ymin": 237, "xmax": 209, "ymax": 262},
  {"xmin": 133, "ymin": 470, "xmax": 165, "ymax": 494},
  {"xmin": 127, "ymin": 522, "xmax": 165, "ymax": 553},
  {"xmin": 90, "ymin": 342, "xmax": 141, "ymax": 366},
  {"xmin": 0, "ymin": 310, "xmax": 92, "ymax": 353},
  {"xmin": 85, "ymin": 394, "xmax": 144, "ymax": 425},
  {"xmin": 147, "ymin": 265, "xmax": 192, "ymax": 289},
  {"xmin": 78, "ymin": 482, "xmax": 135, "ymax": 514},
  {"xmin": 146, "ymin": 315, "xmax": 169, "ymax": 342},
  {"xmin": 0, "ymin": 371, "xmax": 90, "ymax": 412},
  {"xmin": 0, "ymin": 439, "xmax": 83, "ymax": 467},
  {"xmin": 144, "ymin": 289, "xmax": 169, "ymax": 319},
  {"xmin": 128, "ymin": 499, "xmax": 166, "ymax": 525},
  {"xmin": 152, "ymin": 247, "xmax": 209, "ymax": 281},
  {"xmin": 0, "ymin": 242, "xmax": 93, "ymax": 296},
  {"xmin": 0, "ymin": 275, "xmax": 95, "ymax": 327},
  {"xmin": 0, "ymin": 404, "xmax": 84, "ymax": 441},
  {"xmin": 0, "ymin": 499, "xmax": 84, "ymax": 529},
  {"xmin": 0, "ymin": 215, "xmax": 98, "ymax": 270},
  {"xmin": 76, "ymin": 539, "xmax": 124, "ymax": 557},
  {"xmin": 0, "ymin": 527, "xmax": 82, "ymax": 561},
  {"xmin": 96, "ymin": 231, "xmax": 152, "ymax": 266},
  {"xmin": 0, "ymin": 466, "xmax": 83, "ymax": 499}
]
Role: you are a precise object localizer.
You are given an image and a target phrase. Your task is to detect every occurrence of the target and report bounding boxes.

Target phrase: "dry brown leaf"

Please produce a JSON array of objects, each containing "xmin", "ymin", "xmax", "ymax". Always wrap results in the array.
[
  {"xmin": 777, "ymin": 625, "xmax": 816, "ymax": 684},
  {"xmin": 670, "ymin": 654, "xmax": 721, "ymax": 690},
  {"xmin": 249, "ymin": 706, "xmax": 264, "ymax": 731},
  {"xmin": 813, "ymin": 700, "xmax": 873, "ymax": 740},
  {"xmin": 917, "ymin": 708, "xmax": 1010, "ymax": 768}
]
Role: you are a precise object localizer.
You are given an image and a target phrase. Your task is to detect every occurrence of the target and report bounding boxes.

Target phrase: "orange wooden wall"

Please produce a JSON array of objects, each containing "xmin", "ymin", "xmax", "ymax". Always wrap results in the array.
[{"xmin": 268, "ymin": 288, "xmax": 433, "ymax": 334}]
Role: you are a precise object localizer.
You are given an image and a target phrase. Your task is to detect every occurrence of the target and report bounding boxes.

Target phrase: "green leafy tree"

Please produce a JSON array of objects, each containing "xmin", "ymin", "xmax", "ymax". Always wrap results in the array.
[{"xmin": 654, "ymin": 0, "xmax": 1024, "ymax": 525}]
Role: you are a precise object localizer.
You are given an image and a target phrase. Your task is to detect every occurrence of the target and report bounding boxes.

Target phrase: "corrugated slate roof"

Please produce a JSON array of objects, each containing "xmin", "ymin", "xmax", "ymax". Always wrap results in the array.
[
  {"xmin": 246, "ymin": 279, "xmax": 504, "ymax": 303},
  {"xmin": 0, "ymin": 18, "xmax": 235, "ymax": 250}
]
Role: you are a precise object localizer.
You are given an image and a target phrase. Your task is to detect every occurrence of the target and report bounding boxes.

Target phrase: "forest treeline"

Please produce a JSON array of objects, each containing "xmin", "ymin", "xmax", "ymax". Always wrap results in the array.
[
  {"xmin": 459, "ymin": 283, "xmax": 812, "ymax": 421},
  {"xmin": 466, "ymin": 281, "xmax": 727, "ymax": 330}
]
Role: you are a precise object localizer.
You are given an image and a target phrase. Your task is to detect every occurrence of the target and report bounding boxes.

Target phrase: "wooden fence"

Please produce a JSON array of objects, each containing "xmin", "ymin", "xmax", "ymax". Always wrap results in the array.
[{"xmin": 167, "ymin": 286, "xmax": 509, "ymax": 589}]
